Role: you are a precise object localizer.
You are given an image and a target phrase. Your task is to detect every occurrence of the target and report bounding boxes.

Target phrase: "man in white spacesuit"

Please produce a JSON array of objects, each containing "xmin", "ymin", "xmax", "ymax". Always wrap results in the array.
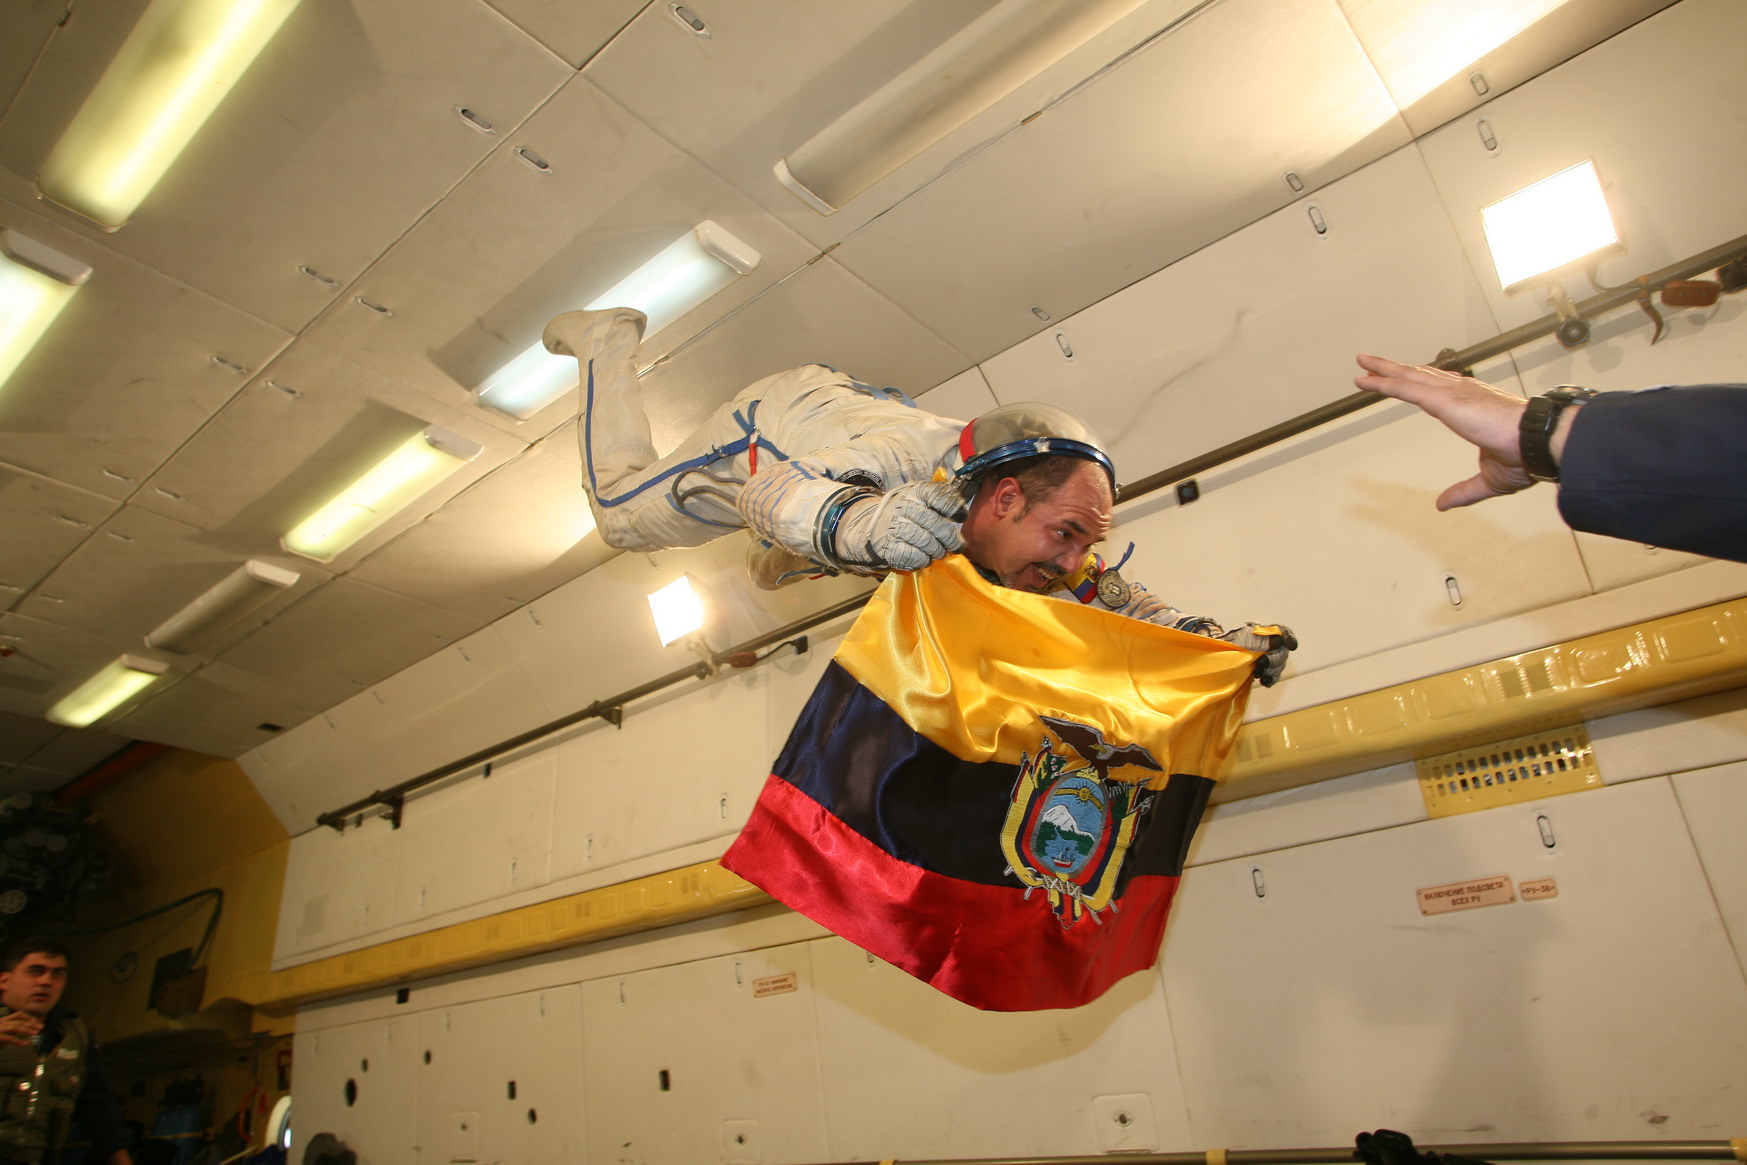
[{"xmin": 545, "ymin": 307, "xmax": 1295, "ymax": 684}]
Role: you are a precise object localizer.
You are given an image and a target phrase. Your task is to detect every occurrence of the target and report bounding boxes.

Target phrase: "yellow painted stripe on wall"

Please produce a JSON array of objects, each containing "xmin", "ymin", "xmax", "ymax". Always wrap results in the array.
[
  {"xmin": 259, "ymin": 860, "xmax": 769, "ymax": 1007},
  {"xmin": 1218, "ymin": 596, "xmax": 1747, "ymax": 802},
  {"xmin": 264, "ymin": 597, "xmax": 1747, "ymax": 1008}
]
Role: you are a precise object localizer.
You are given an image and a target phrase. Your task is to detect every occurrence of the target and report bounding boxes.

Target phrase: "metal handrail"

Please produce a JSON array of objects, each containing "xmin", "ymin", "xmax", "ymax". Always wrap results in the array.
[
  {"xmin": 316, "ymin": 233, "xmax": 1747, "ymax": 831},
  {"xmin": 802, "ymin": 1143, "xmax": 1747, "ymax": 1165}
]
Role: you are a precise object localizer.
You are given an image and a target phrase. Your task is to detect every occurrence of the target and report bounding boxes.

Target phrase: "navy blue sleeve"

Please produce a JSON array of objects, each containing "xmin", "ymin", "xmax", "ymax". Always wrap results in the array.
[
  {"xmin": 1555, "ymin": 384, "xmax": 1747, "ymax": 564},
  {"xmin": 73, "ymin": 1036, "xmax": 132, "ymax": 1161}
]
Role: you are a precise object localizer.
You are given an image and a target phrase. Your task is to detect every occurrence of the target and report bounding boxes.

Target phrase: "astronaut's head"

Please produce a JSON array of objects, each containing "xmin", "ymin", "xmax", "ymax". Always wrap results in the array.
[{"xmin": 960, "ymin": 456, "xmax": 1113, "ymax": 593}]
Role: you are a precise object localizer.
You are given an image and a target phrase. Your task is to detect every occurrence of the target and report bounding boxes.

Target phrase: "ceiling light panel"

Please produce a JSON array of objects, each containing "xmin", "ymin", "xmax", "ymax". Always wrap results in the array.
[
  {"xmin": 0, "ymin": 206, "xmax": 290, "ymax": 502},
  {"xmin": 346, "ymin": 438, "xmax": 616, "ymax": 624},
  {"xmin": 35, "ymin": 0, "xmax": 307, "ymax": 230},
  {"xmin": 281, "ymin": 425, "xmax": 483, "ymax": 563},
  {"xmin": 145, "ymin": 559, "xmax": 302, "ymax": 654},
  {"xmin": 583, "ymin": 0, "xmax": 1018, "ymax": 248},
  {"xmin": 1337, "ymin": 0, "xmax": 1676, "ymax": 135},
  {"xmin": 11, "ymin": 505, "xmax": 324, "ymax": 657},
  {"xmin": 45, "ymin": 654, "xmax": 169, "ymax": 727},
  {"xmin": 830, "ymin": 0, "xmax": 1407, "ymax": 359},
  {"xmin": 1481, "ymin": 160, "xmax": 1619, "ymax": 292},
  {"xmin": 0, "ymin": 0, "xmax": 572, "ymax": 331},
  {"xmin": 0, "ymin": 229, "xmax": 90, "ymax": 392},
  {"xmin": 131, "ymin": 342, "xmax": 517, "ymax": 562},
  {"xmin": 302, "ymin": 78, "xmax": 813, "ymax": 434}
]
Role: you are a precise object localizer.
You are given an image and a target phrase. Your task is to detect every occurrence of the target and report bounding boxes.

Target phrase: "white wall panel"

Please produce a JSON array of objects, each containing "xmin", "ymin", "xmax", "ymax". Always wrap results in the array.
[
  {"xmin": 811, "ymin": 936, "xmax": 1191, "ymax": 1160},
  {"xmin": 393, "ymin": 746, "xmax": 556, "ymax": 926},
  {"xmin": 274, "ymin": 814, "xmax": 401, "ymax": 964},
  {"xmin": 415, "ymin": 988, "xmax": 586, "ymax": 1164},
  {"xmin": 1163, "ymin": 778, "xmax": 1747, "ymax": 1146},
  {"xmin": 1189, "ymin": 762, "xmax": 1427, "ymax": 867},
  {"xmin": 580, "ymin": 944, "xmax": 829, "ymax": 1165},
  {"xmin": 1671, "ymin": 761, "xmax": 1747, "ymax": 982},
  {"xmin": 547, "ymin": 670, "xmax": 768, "ymax": 882},
  {"xmin": 294, "ymin": 1014, "xmax": 421, "ymax": 1165},
  {"xmin": 245, "ymin": 698, "xmax": 398, "ymax": 833},
  {"xmin": 1588, "ymin": 686, "xmax": 1747, "ymax": 786}
]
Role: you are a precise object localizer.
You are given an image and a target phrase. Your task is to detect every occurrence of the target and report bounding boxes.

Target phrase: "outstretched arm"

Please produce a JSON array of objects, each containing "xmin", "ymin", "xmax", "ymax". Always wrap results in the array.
[{"xmin": 1352, "ymin": 353, "xmax": 1580, "ymax": 509}]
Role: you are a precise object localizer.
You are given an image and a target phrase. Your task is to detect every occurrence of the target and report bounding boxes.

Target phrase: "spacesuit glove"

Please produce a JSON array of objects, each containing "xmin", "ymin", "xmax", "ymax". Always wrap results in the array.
[
  {"xmin": 1219, "ymin": 623, "xmax": 1298, "ymax": 687},
  {"xmin": 833, "ymin": 480, "xmax": 966, "ymax": 571}
]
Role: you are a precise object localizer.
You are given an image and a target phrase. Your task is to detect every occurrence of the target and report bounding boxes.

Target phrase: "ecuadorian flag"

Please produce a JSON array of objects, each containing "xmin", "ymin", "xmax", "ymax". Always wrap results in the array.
[{"xmin": 722, "ymin": 555, "xmax": 1256, "ymax": 1011}]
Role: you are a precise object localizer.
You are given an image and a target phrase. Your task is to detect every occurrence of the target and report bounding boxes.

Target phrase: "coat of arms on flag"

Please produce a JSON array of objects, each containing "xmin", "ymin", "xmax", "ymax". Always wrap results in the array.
[{"xmin": 722, "ymin": 555, "xmax": 1256, "ymax": 1011}]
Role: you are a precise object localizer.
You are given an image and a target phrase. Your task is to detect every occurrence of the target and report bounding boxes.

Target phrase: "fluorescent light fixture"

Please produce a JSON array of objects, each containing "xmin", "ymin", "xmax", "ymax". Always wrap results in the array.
[
  {"xmin": 281, "ymin": 425, "xmax": 482, "ymax": 562},
  {"xmin": 476, "ymin": 221, "xmax": 761, "ymax": 420},
  {"xmin": 36, "ymin": 0, "xmax": 303, "ymax": 230},
  {"xmin": 1481, "ymin": 160, "xmax": 1620, "ymax": 293},
  {"xmin": 648, "ymin": 576, "xmax": 706, "ymax": 647},
  {"xmin": 47, "ymin": 654, "xmax": 168, "ymax": 727},
  {"xmin": 0, "ymin": 230, "xmax": 91, "ymax": 392},
  {"xmin": 775, "ymin": 0, "xmax": 1147, "ymax": 215},
  {"xmin": 145, "ymin": 559, "xmax": 300, "ymax": 653}
]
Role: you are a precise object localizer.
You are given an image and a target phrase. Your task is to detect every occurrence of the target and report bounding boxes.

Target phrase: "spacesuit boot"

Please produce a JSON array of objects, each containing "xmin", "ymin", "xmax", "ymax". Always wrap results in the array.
[
  {"xmin": 541, "ymin": 306, "xmax": 647, "ymax": 360},
  {"xmin": 544, "ymin": 307, "xmax": 660, "ymax": 545}
]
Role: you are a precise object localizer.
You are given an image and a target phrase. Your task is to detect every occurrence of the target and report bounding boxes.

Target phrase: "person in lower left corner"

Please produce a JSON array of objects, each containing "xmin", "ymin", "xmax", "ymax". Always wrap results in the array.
[{"xmin": 0, "ymin": 938, "xmax": 132, "ymax": 1165}]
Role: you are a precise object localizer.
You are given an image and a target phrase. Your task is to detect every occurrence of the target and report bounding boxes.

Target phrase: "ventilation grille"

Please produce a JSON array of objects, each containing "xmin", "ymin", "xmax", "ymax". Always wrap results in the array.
[{"xmin": 1416, "ymin": 723, "xmax": 1601, "ymax": 818}]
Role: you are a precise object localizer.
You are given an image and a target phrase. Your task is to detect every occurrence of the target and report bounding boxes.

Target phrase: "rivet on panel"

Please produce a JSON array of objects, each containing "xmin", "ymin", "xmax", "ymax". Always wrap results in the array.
[
  {"xmin": 455, "ymin": 645, "xmax": 471, "ymax": 663},
  {"xmin": 507, "ymin": 1081, "xmax": 516, "ymax": 1100},
  {"xmin": 36, "ymin": 594, "xmax": 64, "ymax": 603},
  {"xmin": 355, "ymin": 295, "xmax": 392, "ymax": 316},
  {"xmin": 514, "ymin": 146, "xmax": 552, "ymax": 174},
  {"xmin": 1055, "ymin": 332, "xmax": 1074, "ymax": 360},
  {"xmin": 719, "ymin": 796, "xmax": 727, "ymax": 820},
  {"xmin": 100, "ymin": 467, "xmax": 134, "ymax": 482},
  {"xmin": 527, "ymin": 608, "xmax": 544, "ymax": 629},
  {"xmin": 1476, "ymin": 117, "xmax": 1499, "ymax": 153},
  {"xmin": 733, "ymin": 961, "xmax": 742, "ymax": 986},
  {"xmin": 1283, "ymin": 170, "xmax": 1304, "ymax": 193},
  {"xmin": 510, "ymin": 859, "xmax": 518, "ymax": 883},
  {"xmin": 1307, "ymin": 205, "xmax": 1328, "ymax": 236},
  {"xmin": 618, "ymin": 982, "xmax": 626, "ymax": 1004},
  {"xmin": 455, "ymin": 106, "xmax": 495, "ymax": 135},
  {"xmin": 1536, "ymin": 812, "xmax": 1557, "ymax": 849},
  {"xmin": 1444, "ymin": 573, "xmax": 1463, "ymax": 607},
  {"xmin": 53, "ymin": 515, "xmax": 89, "ymax": 528},
  {"xmin": 1030, "ymin": 306, "xmax": 1053, "ymax": 322},
  {"xmin": 266, "ymin": 379, "xmax": 300, "ymax": 399},
  {"xmin": 210, "ymin": 355, "xmax": 247, "ymax": 374},
  {"xmin": 1251, "ymin": 867, "xmax": 1266, "ymax": 899},
  {"xmin": 298, "ymin": 265, "xmax": 337, "ymax": 287},
  {"xmin": 669, "ymin": 3, "xmax": 709, "ymax": 36},
  {"xmin": 154, "ymin": 487, "xmax": 185, "ymax": 501},
  {"xmin": 1469, "ymin": 71, "xmax": 1490, "ymax": 96}
]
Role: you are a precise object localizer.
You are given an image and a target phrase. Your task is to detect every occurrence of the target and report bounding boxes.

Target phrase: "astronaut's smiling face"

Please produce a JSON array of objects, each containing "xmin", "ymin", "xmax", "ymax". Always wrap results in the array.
[{"xmin": 960, "ymin": 461, "xmax": 1112, "ymax": 592}]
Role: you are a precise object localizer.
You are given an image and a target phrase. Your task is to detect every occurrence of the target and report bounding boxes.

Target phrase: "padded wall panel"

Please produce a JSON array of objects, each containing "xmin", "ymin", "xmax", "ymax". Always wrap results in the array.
[
  {"xmin": 1588, "ymin": 686, "xmax": 1747, "ymax": 787},
  {"xmin": 1671, "ymin": 760, "xmax": 1747, "ymax": 983},
  {"xmin": 392, "ymin": 745, "xmax": 555, "ymax": 926},
  {"xmin": 580, "ymin": 943, "xmax": 829, "ymax": 1165},
  {"xmin": 274, "ymin": 815, "xmax": 401, "ymax": 964},
  {"xmin": 811, "ymin": 936, "xmax": 1191, "ymax": 1160},
  {"xmin": 293, "ymin": 1014, "xmax": 421, "ymax": 1165},
  {"xmin": 1163, "ymin": 777, "xmax": 1747, "ymax": 1145},
  {"xmin": 1188, "ymin": 762, "xmax": 1426, "ymax": 867},
  {"xmin": 414, "ymin": 987, "xmax": 586, "ymax": 1162}
]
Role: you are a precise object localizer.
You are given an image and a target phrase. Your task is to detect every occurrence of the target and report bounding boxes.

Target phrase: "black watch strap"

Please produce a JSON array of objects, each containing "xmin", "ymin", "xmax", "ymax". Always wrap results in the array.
[{"xmin": 1518, "ymin": 386, "xmax": 1597, "ymax": 482}]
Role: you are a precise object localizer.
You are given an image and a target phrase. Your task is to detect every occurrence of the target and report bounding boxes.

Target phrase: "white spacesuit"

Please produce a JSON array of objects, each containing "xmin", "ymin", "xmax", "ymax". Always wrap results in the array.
[{"xmin": 546, "ymin": 307, "xmax": 1296, "ymax": 680}]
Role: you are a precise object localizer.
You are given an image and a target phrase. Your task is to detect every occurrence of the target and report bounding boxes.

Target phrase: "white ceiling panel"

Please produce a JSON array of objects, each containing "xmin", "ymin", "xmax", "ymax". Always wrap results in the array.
[
  {"xmin": 214, "ymin": 577, "xmax": 482, "ymax": 713},
  {"xmin": 0, "ymin": 197, "xmax": 291, "ymax": 500},
  {"xmin": 0, "ymin": 611, "xmax": 183, "ymax": 721},
  {"xmin": 627, "ymin": 256, "xmax": 970, "ymax": 453},
  {"xmin": 832, "ymin": 0, "xmax": 1410, "ymax": 360},
  {"xmin": 1337, "ymin": 0, "xmax": 1678, "ymax": 137},
  {"xmin": 979, "ymin": 145, "xmax": 1500, "ymax": 488},
  {"xmin": 0, "ymin": 0, "xmax": 574, "ymax": 331},
  {"xmin": 132, "ymin": 340, "xmax": 524, "ymax": 571},
  {"xmin": 303, "ymin": 74, "xmax": 821, "ymax": 438},
  {"xmin": 0, "ymin": 765, "xmax": 76, "ymax": 796},
  {"xmin": 0, "ymin": 709, "xmax": 64, "ymax": 766},
  {"xmin": 115, "ymin": 660, "xmax": 322, "ymax": 759},
  {"xmin": 347, "ymin": 433, "xmax": 614, "ymax": 623},
  {"xmin": 1412, "ymin": 0, "xmax": 1747, "ymax": 335},
  {"xmin": 0, "ymin": 1, "xmax": 69, "ymax": 119},
  {"xmin": 14, "ymin": 505, "xmax": 328, "ymax": 649},
  {"xmin": 483, "ymin": 0, "xmax": 648, "ymax": 68},
  {"xmin": 0, "ymin": 718, "xmax": 126, "ymax": 783},
  {"xmin": 0, "ymin": 465, "xmax": 118, "ymax": 606}
]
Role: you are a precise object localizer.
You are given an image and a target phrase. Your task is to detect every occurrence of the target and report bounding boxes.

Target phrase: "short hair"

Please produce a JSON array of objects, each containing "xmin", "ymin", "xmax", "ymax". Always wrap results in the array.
[
  {"xmin": 2, "ymin": 937, "xmax": 70, "ymax": 974},
  {"xmin": 972, "ymin": 454, "xmax": 1113, "ymax": 510}
]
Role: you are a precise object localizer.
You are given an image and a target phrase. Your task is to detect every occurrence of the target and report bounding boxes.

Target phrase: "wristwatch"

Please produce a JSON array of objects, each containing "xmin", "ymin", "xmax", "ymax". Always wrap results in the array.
[{"xmin": 1518, "ymin": 386, "xmax": 1597, "ymax": 482}]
